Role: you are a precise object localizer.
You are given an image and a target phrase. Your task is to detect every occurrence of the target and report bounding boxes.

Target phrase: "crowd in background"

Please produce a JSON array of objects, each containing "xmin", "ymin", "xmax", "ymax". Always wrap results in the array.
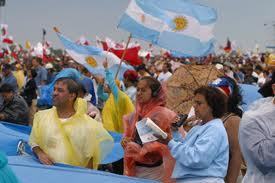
[{"xmin": 0, "ymin": 46, "xmax": 275, "ymax": 183}]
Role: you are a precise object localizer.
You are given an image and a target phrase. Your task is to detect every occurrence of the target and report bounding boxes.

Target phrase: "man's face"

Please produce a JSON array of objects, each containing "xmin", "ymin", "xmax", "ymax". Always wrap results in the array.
[
  {"xmin": 1, "ymin": 92, "xmax": 13, "ymax": 103},
  {"xmin": 52, "ymin": 81, "xmax": 75, "ymax": 107},
  {"xmin": 31, "ymin": 59, "xmax": 39, "ymax": 68}
]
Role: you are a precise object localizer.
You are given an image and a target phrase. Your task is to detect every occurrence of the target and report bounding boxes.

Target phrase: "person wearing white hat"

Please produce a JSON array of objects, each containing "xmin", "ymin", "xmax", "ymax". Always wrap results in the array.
[{"xmin": 45, "ymin": 63, "xmax": 56, "ymax": 84}]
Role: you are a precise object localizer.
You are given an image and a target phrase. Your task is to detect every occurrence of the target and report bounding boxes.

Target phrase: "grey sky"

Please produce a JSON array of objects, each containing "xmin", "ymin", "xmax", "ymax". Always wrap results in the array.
[{"xmin": 2, "ymin": 0, "xmax": 275, "ymax": 52}]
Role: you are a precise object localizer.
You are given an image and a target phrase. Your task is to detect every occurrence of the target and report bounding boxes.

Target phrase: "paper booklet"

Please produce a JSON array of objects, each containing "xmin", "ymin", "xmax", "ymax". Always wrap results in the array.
[{"xmin": 136, "ymin": 118, "xmax": 167, "ymax": 144}]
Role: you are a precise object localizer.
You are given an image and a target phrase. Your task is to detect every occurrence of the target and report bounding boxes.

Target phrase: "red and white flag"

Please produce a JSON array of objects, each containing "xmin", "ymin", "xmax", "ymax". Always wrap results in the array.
[
  {"xmin": 2, "ymin": 36, "xmax": 14, "ymax": 44},
  {"xmin": 1, "ymin": 24, "xmax": 15, "ymax": 45},
  {"xmin": 99, "ymin": 37, "xmax": 142, "ymax": 66}
]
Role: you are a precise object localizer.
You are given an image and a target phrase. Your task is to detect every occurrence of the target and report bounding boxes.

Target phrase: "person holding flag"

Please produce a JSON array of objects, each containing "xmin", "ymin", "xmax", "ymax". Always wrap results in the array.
[{"xmin": 95, "ymin": 60, "xmax": 134, "ymax": 133}]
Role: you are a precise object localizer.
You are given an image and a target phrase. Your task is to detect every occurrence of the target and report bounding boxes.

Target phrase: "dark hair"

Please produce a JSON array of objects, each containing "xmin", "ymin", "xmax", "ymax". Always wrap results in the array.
[
  {"xmin": 272, "ymin": 71, "xmax": 275, "ymax": 81},
  {"xmin": 2, "ymin": 64, "xmax": 12, "ymax": 71},
  {"xmin": 194, "ymin": 86, "xmax": 227, "ymax": 118},
  {"xmin": 135, "ymin": 64, "xmax": 146, "ymax": 71},
  {"xmin": 77, "ymin": 82, "xmax": 87, "ymax": 96},
  {"xmin": 81, "ymin": 67, "xmax": 89, "ymax": 74},
  {"xmin": 140, "ymin": 76, "xmax": 161, "ymax": 97},
  {"xmin": 55, "ymin": 78, "xmax": 79, "ymax": 99},
  {"xmin": 136, "ymin": 64, "xmax": 151, "ymax": 75},
  {"xmin": 163, "ymin": 62, "xmax": 172, "ymax": 73},
  {"xmin": 255, "ymin": 65, "xmax": 263, "ymax": 72},
  {"xmin": 32, "ymin": 57, "xmax": 43, "ymax": 65},
  {"xmin": 258, "ymin": 71, "xmax": 275, "ymax": 97},
  {"xmin": 0, "ymin": 83, "xmax": 14, "ymax": 93},
  {"xmin": 221, "ymin": 76, "xmax": 243, "ymax": 117},
  {"xmin": 31, "ymin": 69, "xmax": 37, "ymax": 78},
  {"xmin": 263, "ymin": 70, "xmax": 270, "ymax": 76}
]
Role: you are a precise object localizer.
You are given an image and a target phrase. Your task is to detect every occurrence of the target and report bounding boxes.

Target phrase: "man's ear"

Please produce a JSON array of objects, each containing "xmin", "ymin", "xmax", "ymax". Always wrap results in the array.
[{"xmin": 70, "ymin": 93, "xmax": 77, "ymax": 101}]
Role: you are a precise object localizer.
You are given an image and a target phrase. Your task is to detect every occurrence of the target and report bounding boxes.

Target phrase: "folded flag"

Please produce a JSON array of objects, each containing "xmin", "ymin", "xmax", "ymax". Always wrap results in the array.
[
  {"xmin": 118, "ymin": 0, "xmax": 217, "ymax": 57},
  {"xmin": 54, "ymin": 28, "xmax": 133, "ymax": 79}
]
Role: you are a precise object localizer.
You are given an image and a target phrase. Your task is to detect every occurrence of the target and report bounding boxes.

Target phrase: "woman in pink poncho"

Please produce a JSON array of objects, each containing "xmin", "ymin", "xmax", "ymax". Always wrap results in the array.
[{"xmin": 122, "ymin": 76, "xmax": 177, "ymax": 183}]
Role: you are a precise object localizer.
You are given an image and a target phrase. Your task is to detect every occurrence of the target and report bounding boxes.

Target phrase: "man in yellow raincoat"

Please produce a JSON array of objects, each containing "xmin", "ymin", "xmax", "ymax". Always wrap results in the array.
[{"xmin": 29, "ymin": 77, "xmax": 114, "ymax": 169}]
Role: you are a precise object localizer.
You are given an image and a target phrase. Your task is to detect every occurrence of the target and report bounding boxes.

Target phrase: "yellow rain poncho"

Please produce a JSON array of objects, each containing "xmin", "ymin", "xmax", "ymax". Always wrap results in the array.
[
  {"xmin": 98, "ymin": 69, "xmax": 134, "ymax": 133},
  {"xmin": 102, "ymin": 91, "xmax": 135, "ymax": 133},
  {"xmin": 29, "ymin": 98, "xmax": 114, "ymax": 169},
  {"xmin": 13, "ymin": 70, "xmax": 25, "ymax": 90}
]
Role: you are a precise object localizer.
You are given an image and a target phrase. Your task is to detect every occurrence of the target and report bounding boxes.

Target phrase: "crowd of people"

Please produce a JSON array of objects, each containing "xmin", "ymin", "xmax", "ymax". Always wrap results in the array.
[{"xmin": 0, "ymin": 49, "xmax": 275, "ymax": 183}]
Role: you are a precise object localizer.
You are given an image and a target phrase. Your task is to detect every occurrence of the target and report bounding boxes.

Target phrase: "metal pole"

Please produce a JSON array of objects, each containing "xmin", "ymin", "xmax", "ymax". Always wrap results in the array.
[{"xmin": 114, "ymin": 33, "xmax": 132, "ymax": 79}]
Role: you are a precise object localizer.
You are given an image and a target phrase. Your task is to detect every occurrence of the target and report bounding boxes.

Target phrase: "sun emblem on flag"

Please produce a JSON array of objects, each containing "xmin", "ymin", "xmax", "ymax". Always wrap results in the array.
[
  {"xmin": 173, "ymin": 16, "xmax": 188, "ymax": 31},
  {"xmin": 85, "ymin": 56, "xmax": 98, "ymax": 68}
]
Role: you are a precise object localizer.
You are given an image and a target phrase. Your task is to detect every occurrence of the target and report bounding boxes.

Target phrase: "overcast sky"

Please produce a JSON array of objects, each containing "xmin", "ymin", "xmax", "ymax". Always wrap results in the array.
[{"xmin": 2, "ymin": 0, "xmax": 275, "ymax": 52}]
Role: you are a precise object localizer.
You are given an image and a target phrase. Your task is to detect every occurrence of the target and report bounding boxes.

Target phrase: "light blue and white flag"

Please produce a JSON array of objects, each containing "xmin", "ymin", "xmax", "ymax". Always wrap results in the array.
[
  {"xmin": 56, "ymin": 32, "xmax": 133, "ymax": 80},
  {"xmin": 118, "ymin": 0, "xmax": 217, "ymax": 57}
]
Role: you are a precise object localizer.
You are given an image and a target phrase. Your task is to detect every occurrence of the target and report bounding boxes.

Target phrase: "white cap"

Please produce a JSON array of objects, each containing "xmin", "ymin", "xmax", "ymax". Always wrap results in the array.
[
  {"xmin": 215, "ymin": 63, "xmax": 223, "ymax": 70},
  {"xmin": 45, "ymin": 63, "xmax": 53, "ymax": 69}
]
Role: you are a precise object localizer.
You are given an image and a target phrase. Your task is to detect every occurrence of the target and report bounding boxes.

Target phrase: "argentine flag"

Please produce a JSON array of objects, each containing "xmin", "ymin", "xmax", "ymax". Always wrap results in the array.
[
  {"xmin": 56, "ymin": 31, "xmax": 133, "ymax": 80},
  {"xmin": 118, "ymin": 0, "xmax": 217, "ymax": 57}
]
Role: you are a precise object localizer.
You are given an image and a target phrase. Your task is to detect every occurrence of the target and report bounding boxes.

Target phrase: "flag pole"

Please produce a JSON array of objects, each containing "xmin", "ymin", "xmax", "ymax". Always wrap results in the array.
[
  {"xmin": 42, "ymin": 28, "xmax": 46, "ymax": 45},
  {"xmin": 114, "ymin": 33, "xmax": 132, "ymax": 79}
]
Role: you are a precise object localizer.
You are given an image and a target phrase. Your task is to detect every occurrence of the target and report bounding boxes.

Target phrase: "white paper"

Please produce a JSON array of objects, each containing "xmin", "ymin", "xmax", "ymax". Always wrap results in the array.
[
  {"xmin": 145, "ymin": 118, "xmax": 167, "ymax": 139},
  {"xmin": 136, "ymin": 118, "xmax": 167, "ymax": 144}
]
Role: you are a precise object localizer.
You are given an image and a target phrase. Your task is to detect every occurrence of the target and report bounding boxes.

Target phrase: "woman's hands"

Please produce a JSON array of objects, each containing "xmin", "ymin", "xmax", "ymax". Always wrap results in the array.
[
  {"xmin": 154, "ymin": 132, "xmax": 172, "ymax": 145},
  {"xmin": 121, "ymin": 137, "xmax": 132, "ymax": 149}
]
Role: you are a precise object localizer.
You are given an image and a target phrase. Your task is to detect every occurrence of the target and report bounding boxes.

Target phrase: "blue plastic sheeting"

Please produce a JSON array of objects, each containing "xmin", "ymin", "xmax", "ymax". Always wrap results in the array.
[
  {"xmin": 1, "ymin": 122, "xmax": 32, "ymax": 135},
  {"xmin": 0, "ymin": 122, "xmax": 124, "ymax": 164},
  {"xmin": 8, "ymin": 156, "xmax": 158, "ymax": 183},
  {"xmin": 0, "ymin": 123, "xmax": 31, "ymax": 156},
  {"xmin": 239, "ymin": 84, "xmax": 262, "ymax": 111},
  {"xmin": 101, "ymin": 132, "xmax": 124, "ymax": 164}
]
